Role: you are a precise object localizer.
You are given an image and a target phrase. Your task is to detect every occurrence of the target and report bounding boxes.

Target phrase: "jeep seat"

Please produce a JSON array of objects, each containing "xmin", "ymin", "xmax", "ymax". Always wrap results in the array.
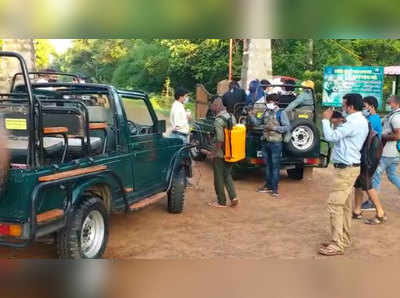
[
  {"xmin": 7, "ymin": 137, "xmax": 65, "ymax": 163},
  {"xmin": 44, "ymin": 136, "xmax": 103, "ymax": 155}
]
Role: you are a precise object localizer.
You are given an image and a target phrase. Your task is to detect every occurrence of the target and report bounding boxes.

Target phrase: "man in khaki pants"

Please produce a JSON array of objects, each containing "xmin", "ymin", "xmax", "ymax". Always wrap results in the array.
[{"xmin": 319, "ymin": 94, "xmax": 368, "ymax": 256}]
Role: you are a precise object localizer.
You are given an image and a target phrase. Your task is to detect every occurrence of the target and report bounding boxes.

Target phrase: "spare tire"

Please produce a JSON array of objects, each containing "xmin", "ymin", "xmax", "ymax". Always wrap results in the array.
[{"xmin": 285, "ymin": 120, "xmax": 318, "ymax": 157}]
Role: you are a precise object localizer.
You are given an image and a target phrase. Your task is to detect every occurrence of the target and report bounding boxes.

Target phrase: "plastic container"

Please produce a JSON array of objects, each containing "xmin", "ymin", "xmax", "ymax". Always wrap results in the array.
[{"xmin": 224, "ymin": 124, "xmax": 246, "ymax": 163}]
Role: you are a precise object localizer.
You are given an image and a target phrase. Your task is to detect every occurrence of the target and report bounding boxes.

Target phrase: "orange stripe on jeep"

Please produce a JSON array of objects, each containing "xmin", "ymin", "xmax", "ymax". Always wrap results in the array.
[{"xmin": 38, "ymin": 165, "xmax": 108, "ymax": 182}]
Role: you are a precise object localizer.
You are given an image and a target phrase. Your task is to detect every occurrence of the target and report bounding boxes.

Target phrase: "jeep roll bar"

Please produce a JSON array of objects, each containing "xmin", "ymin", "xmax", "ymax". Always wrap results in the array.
[
  {"xmin": 10, "ymin": 72, "xmax": 82, "ymax": 92},
  {"xmin": 0, "ymin": 52, "xmax": 36, "ymax": 167},
  {"xmin": 232, "ymin": 84, "xmax": 316, "ymax": 122}
]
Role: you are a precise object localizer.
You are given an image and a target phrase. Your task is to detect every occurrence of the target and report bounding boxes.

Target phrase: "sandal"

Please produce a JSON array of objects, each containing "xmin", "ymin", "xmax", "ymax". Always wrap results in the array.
[
  {"xmin": 230, "ymin": 198, "xmax": 239, "ymax": 207},
  {"xmin": 208, "ymin": 201, "xmax": 227, "ymax": 208},
  {"xmin": 319, "ymin": 244, "xmax": 344, "ymax": 256},
  {"xmin": 352, "ymin": 211, "xmax": 363, "ymax": 219},
  {"xmin": 365, "ymin": 214, "xmax": 388, "ymax": 225}
]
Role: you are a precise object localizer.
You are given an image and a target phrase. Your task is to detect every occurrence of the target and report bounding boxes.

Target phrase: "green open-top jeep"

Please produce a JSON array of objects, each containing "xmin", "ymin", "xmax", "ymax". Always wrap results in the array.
[{"xmin": 0, "ymin": 52, "xmax": 191, "ymax": 258}]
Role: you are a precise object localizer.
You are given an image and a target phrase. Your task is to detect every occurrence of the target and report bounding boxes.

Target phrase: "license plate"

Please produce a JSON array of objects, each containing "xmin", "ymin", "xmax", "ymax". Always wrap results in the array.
[{"xmin": 257, "ymin": 151, "xmax": 263, "ymax": 158}]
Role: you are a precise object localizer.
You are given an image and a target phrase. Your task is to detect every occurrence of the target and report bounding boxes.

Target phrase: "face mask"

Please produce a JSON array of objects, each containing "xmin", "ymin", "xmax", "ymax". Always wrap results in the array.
[
  {"xmin": 183, "ymin": 97, "xmax": 190, "ymax": 104},
  {"xmin": 342, "ymin": 110, "xmax": 348, "ymax": 118},
  {"xmin": 362, "ymin": 109, "xmax": 370, "ymax": 117},
  {"xmin": 266, "ymin": 103, "xmax": 276, "ymax": 110}
]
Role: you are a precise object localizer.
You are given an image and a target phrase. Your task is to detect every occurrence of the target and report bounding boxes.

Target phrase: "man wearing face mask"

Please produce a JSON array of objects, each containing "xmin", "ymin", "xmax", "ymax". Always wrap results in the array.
[
  {"xmin": 170, "ymin": 88, "xmax": 191, "ymax": 143},
  {"xmin": 362, "ymin": 95, "xmax": 400, "ymax": 225},
  {"xmin": 319, "ymin": 93, "xmax": 369, "ymax": 256},
  {"xmin": 205, "ymin": 97, "xmax": 239, "ymax": 208},
  {"xmin": 256, "ymin": 94, "xmax": 291, "ymax": 198},
  {"xmin": 170, "ymin": 88, "xmax": 193, "ymax": 187},
  {"xmin": 353, "ymin": 96, "xmax": 383, "ymax": 214}
]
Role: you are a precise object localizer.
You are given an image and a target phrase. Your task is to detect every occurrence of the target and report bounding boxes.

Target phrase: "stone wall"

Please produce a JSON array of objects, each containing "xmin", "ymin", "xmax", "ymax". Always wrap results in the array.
[
  {"xmin": 0, "ymin": 39, "xmax": 35, "ymax": 92},
  {"xmin": 240, "ymin": 39, "xmax": 272, "ymax": 91}
]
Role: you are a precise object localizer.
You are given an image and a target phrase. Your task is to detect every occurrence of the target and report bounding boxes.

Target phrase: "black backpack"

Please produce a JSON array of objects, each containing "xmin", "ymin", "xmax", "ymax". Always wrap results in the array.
[{"xmin": 360, "ymin": 123, "xmax": 383, "ymax": 175}]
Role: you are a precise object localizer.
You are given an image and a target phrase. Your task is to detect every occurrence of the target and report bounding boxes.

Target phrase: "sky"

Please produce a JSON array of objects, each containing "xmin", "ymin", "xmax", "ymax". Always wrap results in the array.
[{"xmin": 49, "ymin": 39, "xmax": 73, "ymax": 54}]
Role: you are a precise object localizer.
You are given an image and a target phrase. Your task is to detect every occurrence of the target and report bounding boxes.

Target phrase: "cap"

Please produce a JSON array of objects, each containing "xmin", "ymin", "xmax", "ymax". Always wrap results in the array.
[{"xmin": 301, "ymin": 80, "xmax": 315, "ymax": 89}]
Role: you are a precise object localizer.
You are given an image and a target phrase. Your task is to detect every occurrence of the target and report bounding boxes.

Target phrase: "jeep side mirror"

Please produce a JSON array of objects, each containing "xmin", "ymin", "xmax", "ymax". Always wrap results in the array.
[{"xmin": 157, "ymin": 120, "xmax": 166, "ymax": 133}]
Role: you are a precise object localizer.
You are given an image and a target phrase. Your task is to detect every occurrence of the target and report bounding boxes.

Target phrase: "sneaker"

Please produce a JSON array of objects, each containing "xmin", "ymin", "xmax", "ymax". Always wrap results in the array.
[
  {"xmin": 361, "ymin": 200, "xmax": 376, "ymax": 211},
  {"xmin": 257, "ymin": 185, "xmax": 273, "ymax": 193},
  {"xmin": 271, "ymin": 192, "xmax": 280, "ymax": 198}
]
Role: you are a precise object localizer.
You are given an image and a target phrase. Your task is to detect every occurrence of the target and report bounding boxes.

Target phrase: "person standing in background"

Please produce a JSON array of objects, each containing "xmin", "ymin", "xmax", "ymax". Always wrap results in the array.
[
  {"xmin": 363, "ymin": 95, "xmax": 400, "ymax": 225},
  {"xmin": 355, "ymin": 96, "xmax": 383, "ymax": 213},
  {"xmin": 170, "ymin": 88, "xmax": 190, "ymax": 143},
  {"xmin": 222, "ymin": 80, "xmax": 246, "ymax": 114},
  {"xmin": 284, "ymin": 80, "xmax": 315, "ymax": 112},
  {"xmin": 245, "ymin": 79, "xmax": 264, "ymax": 106},
  {"xmin": 205, "ymin": 98, "xmax": 239, "ymax": 208},
  {"xmin": 258, "ymin": 79, "xmax": 271, "ymax": 102},
  {"xmin": 170, "ymin": 87, "xmax": 192, "ymax": 187},
  {"xmin": 256, "ymin": 94, "xmax": 291, "ymax": 198}
]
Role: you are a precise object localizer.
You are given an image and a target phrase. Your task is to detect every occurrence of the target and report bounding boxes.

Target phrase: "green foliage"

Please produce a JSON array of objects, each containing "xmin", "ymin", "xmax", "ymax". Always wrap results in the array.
[
  {"xmin": 272, "ymin": 39, "xmax": 400, "ymax": 101},
  {"xmin": 52, "ymin": 38, "xmax": 400, "ymax": 106},
  {"xmin": 112, "ymin": 40, "xmax": 170, "ymax": 92},
  {"xmin": 53, "ymin": 39, "xmax": 134, "ymax": 82},
  {"xmin": 53, "ymin": 39, "xmax": 241, "ymax": 94},
  {"xmin": 35, "ymin": 39, "xmax": 56, "ymax": 70}
]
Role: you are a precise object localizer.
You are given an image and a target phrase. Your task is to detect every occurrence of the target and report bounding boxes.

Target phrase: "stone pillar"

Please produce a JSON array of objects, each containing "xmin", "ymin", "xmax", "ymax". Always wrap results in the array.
[
  {"xmin": 241, "ymin": 39, "xmax": 273, "ymax": 91},
  {"xmin": 0, "ymin": 39, "xmax": 35, "ymax": 92}
]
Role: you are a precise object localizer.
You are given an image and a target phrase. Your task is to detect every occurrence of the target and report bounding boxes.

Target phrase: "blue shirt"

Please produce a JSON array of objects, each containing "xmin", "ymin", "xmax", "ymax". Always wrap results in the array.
[
  {"xmin": 367, "ymin": 113, "xmax": 382, "ymax": 139},
  {"xmin": 322, "ymin": 111, "xmax": 369, "ymax": 165}
]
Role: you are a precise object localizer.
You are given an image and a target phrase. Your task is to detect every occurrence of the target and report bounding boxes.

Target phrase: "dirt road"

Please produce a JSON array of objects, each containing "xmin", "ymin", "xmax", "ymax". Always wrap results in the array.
[{"xmin": 1, "ymin": 161, "xmax": 400, "ymax": 259}]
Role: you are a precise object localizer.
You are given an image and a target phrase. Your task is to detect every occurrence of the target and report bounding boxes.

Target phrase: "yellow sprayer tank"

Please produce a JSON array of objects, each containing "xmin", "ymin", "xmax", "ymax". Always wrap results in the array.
[{"xmin": 224, "ymin": 124, "xmax": 246, "ymax": 163}]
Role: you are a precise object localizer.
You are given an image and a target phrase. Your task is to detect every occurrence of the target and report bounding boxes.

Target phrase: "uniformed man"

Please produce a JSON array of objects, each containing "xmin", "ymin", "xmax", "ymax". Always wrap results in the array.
[{"xmin": 206, "ymin": 97, "xmax": 239, "ymax": 208}]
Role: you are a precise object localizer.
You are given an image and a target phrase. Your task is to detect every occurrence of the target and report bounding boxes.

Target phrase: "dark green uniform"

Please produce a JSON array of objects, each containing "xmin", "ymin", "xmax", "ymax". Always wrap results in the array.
[{"xmin": 213, "ymin": 110, "xmax": 237, "ymax": 205}]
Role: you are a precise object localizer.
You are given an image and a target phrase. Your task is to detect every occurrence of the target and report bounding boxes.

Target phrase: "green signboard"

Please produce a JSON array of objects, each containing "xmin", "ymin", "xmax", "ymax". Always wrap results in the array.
[{"xmin": 322, "ymin": 66, "xmax": 384, "ymax": 109}]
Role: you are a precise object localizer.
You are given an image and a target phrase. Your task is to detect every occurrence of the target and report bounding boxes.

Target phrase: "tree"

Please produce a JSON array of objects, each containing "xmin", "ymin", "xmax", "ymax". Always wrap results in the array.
[
  {"xmin": 35, "ymin": 39, "xmax": 56, "ymax": 70},
  {"xmin": 112, "ymin": 40, "xmax": 170, "ymax": 92}
]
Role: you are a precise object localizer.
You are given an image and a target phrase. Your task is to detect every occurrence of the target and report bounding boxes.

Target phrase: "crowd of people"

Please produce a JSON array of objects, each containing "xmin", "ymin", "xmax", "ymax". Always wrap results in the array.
[{"xmin": 169, "ymin": 80, "xmax": 400, "ymax": 257}]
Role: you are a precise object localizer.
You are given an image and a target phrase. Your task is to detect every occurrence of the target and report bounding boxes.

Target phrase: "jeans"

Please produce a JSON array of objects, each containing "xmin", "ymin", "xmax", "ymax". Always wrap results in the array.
[
  {"xmin": 372, "ymin": 156, "xmax": 400, "ymax": 191},
  {"xmin": 263, "ymin": 142, "xmax": 283, "ymax": 192},
  {"xmin": 170, "ymin": 132, "xmax": 190, "ymax": 183}
]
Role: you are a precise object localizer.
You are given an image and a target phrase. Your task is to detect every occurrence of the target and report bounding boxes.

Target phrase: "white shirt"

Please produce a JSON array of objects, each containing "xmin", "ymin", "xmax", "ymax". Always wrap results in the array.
[
  {"xmin": 382, "ymin": 108, "xmax": 400, "ymax": 157},
  {"xmin": 170, "ymin": 100, "xmax": 189, "ymax": 134},
  {"xmin": 322, "ymin": 111, "xmax": 369, "ymax": 165}
]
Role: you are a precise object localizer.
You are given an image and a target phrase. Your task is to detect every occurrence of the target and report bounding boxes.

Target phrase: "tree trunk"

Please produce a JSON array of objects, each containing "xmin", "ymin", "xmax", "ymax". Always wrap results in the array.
[{"xmin": 241, "ymin": 39, "xmax": 272, "ymax": 91}]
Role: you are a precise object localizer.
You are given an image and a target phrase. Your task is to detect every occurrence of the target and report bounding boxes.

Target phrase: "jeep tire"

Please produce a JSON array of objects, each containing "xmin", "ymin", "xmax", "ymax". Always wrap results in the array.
[
  {"xmin": 167, "ymin": 167, "xmax": 186, "ymax": 213},
  {"xmin": 287, "ymin": 166, "xmax": 304, "ymax": 180},
  {"xmin": 57, "ymin": 197, "xmax": 109, "ymax": 259},
  {"xmin": 286, "ymin": 120, "xmax": 318, "ymax": 157},
  {"xmin": 189, "ymin": 133, "xmax": 207, "ymax": 161}
]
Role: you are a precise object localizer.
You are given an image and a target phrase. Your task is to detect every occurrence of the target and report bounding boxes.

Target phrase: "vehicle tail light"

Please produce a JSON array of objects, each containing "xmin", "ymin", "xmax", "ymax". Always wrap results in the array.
[
  {"xmin": 0, "ymin": 223, "xmax": 22, "ymax": 237},
  {"xmin": 249, "ymin": 158, "xmax": 265, "ymax": 165},
  {"xmin": 304, "ymin": 158, "xmax": 320, "ymax": 165}
]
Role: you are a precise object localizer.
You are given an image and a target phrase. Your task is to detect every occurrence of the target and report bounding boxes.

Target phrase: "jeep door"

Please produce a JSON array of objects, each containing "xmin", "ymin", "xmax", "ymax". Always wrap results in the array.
[{"xmin": 118, "ymin": 92, "xmax": 167, "ymax": 193}]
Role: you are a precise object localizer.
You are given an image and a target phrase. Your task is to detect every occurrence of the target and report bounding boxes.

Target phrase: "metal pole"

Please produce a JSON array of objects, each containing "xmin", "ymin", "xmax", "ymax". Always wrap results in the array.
[{"xmin": 229, "ymin": 39, "xmax": 233, "ymax": 81}]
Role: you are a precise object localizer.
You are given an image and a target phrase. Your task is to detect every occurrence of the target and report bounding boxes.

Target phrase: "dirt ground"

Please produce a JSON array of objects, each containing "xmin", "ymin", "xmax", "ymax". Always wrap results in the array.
[{"xmin": 1, "ymin": 161, "xmax": 400, "ymax": 259}]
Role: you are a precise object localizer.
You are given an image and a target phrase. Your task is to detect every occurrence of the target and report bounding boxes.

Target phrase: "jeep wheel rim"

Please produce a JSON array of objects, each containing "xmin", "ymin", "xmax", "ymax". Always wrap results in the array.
[
  {"xmin": 81, "ymin": 210, "xmax": 105, "ymax": 258},
  {"xmin": 291, "ymin": 125, "xmax": 314, "ymax": 151}
]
